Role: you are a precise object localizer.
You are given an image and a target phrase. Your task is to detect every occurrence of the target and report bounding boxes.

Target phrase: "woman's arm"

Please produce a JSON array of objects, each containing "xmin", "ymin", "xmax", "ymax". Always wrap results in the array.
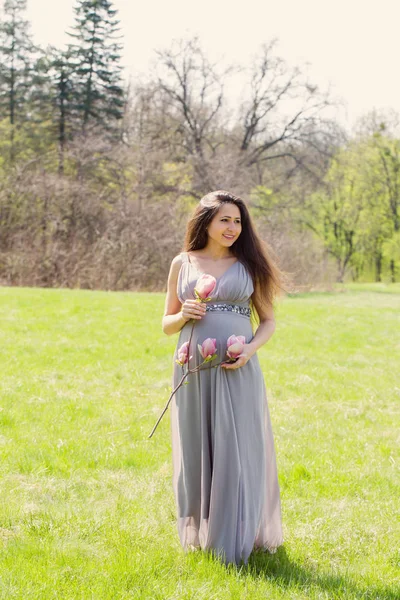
[
  {"xmin": 162, "ymin": 256, "xmax": 188, "ymax": 336},
  {"xmin": 161, "ymin": 256, "xmax": 207, "ymax": 335},
  {"xmin": 247, "ymin": 289, "xmax": 276, "ymax": 354}
]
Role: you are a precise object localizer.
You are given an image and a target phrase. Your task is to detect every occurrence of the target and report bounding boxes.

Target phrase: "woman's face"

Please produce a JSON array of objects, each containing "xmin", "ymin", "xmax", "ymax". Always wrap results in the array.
[{"xmin": 207, "ymin": 203, "xmax": 242, "ymax": 247}]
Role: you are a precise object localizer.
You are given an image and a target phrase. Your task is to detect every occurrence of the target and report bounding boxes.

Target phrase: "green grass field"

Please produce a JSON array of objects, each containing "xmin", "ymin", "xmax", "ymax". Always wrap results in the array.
[{"xmin": 0, "ymin": 284, "xmax": 399, "ymax": 599}]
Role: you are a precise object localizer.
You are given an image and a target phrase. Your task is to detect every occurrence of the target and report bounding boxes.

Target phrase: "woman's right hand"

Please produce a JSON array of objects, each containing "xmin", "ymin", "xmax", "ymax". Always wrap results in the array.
[{"xmin": 181, "ymin": 299, "xmax": 207, "ymax": 322}]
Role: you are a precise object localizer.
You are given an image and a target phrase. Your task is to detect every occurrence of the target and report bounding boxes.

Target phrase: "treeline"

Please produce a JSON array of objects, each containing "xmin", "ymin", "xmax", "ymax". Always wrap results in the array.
[{"xmin": 0, "ymin": 0, "xmax": 399, "ymax": 290}]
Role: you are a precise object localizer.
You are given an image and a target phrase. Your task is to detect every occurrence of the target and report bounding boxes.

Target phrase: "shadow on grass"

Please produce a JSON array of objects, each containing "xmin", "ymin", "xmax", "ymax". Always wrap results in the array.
[{"xmin": 243, "ymin": 546, "xmax": 398, "ymax": 599}]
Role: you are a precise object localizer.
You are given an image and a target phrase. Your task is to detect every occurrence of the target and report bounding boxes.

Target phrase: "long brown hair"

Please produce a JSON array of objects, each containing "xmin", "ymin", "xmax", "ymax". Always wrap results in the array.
[{"xmin": 182, "ymin": 190, "xmax": 288, "ymax": 321}]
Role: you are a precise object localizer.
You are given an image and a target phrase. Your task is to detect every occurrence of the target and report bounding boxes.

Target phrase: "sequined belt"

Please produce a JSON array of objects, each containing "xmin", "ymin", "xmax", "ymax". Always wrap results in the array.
[{"xmin": 205, "ymin": 303, "xmax": 251, "ymax": 318}]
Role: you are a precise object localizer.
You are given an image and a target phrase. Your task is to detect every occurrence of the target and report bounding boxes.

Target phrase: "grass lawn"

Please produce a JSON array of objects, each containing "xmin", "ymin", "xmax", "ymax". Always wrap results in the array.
[{"xmin": 0, "ymin": 283, "xmax": 399, "ymax": 599}]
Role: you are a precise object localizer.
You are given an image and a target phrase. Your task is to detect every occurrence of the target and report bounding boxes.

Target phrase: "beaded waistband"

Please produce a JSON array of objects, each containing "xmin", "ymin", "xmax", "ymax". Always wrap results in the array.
[{"xmin": 205, "ymin": 303, "xmax": 251, "ymax": 318}]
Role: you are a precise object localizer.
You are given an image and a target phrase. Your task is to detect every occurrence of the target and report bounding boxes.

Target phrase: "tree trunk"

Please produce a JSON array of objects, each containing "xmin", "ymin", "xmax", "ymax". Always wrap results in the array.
[
  {"xmin": 390, "ymin": 258, "xmax": 396, "ymax": 283},
  {"xmin": 375, "ymin": 253, "xmax": 382, "ymax": 282},
  {"xmin": 58, "ymin": 70, "xmax": 67, "ymax": 174},
  {"xmin": 337, "ymin": 258, "xmax": 344, "ymax": 283}
]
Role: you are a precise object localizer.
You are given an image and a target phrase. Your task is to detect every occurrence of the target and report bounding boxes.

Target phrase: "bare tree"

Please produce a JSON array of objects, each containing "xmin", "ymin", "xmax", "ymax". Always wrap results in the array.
[
  {"xmin": 237, "ymin": 40, "xmax": 339, "ymax": 184},
  {"xmin": 152, "ymin": 36, "xmax": 232, "ymax": 192}
]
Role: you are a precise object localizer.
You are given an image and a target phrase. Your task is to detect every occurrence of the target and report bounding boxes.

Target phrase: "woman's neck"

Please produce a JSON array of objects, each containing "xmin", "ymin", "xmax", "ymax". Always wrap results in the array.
[{"xmin": 196, "ymin": 242, "xmax": 234, "ymax": 261}]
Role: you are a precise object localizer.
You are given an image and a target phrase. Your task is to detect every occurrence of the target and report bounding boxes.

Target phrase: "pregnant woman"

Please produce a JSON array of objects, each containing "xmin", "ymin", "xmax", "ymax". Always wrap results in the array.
[{"xmin": 162, "ymin": 190, "xmax": 285, "ymax": 565}]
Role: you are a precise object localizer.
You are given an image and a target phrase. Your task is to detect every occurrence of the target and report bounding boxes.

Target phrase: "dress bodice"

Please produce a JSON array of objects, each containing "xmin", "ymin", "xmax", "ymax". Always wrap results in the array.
[{"xmin": 177, "ymin": 252, "xmax": 254, "ymax": 306}]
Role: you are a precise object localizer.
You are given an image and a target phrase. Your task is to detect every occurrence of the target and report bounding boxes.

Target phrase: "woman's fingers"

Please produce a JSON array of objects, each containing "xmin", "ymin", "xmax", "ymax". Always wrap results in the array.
[
  {"xmin": 221, "ymin": 356, "xmax": 248, "ymax": 369},
  {"xmin": 182, "ymin": 301, "xmax": 206, "ymax": 320},
  {"xmin": 191, "ymin": 300, "xmax": 206, "ymax": 311}
]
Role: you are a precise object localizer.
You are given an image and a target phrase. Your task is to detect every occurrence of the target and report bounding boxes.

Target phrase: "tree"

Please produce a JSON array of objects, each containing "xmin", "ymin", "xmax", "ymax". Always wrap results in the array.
[
  {"xmin": 354, "ymin": 110, "xmax": 400, "ymax": 280},
  {"xmin": 303, "ymin": 145, "xmax": 367, "ymax": 282},
  {"xmin": 67, "ymin": 0, "xmax": 125, "ymax": 137},
  {"xmin": 0, "ymin": 0, "xmax": 35, "ymax": 162},
  {"xmin": 371, "ymin": 133, "xmax": 400, "ymax": 281},
  {"xmin": 237, "ymin": 39, "xmax": 338, "ymax": 185},
  {"xmin": 45, "ymin": 48, "xmax": 76, "ymax": 173},
  {"xmin": 154, "ymin": 36, "xmax": 230, "ymax": 192}
]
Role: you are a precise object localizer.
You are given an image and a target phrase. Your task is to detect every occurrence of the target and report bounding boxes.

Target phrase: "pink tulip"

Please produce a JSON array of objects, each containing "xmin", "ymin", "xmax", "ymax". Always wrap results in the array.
[
  {"xmin": 197, "ymin": 338, "xmax": 217, "ymax": 361},
  {"xmin": 226, "ymin": 335, "xmax": 246, "ymax": 359},
  {"xmin": 176, "ymin": 341, "xmax": 190, "ymax": 365},
  {"xmin": 194, "ymin": 274, "xmax": 217, "ymax": 301}
]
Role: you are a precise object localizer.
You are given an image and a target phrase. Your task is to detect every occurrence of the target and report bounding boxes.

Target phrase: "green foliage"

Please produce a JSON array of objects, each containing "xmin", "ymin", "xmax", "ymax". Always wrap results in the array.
[
  {"xmin": 250, "ymin": 186, "xmax": 276, "ymax": 215},
  {"xmin": 382, "ymin": 230, "xmax": 400, "ymax": 265},
  {"xmin": 304, "ymin": 137, "xmax": 400, "ymax": 282},
  {"xmin": 0, "ymin": 116, "xmax": 57, "ymax": 168}
]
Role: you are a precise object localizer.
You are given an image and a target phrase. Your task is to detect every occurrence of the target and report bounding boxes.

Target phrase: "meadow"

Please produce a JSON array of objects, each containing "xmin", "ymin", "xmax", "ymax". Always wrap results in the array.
[{"xmin": 0, "ymin": 284, "xmax": 399, "ymax": 599}]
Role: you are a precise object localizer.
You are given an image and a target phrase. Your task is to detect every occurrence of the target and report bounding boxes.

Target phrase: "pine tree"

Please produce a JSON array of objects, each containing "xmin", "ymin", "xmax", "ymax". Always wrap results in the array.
[
  {"xmin": 47, "ymin": 48, "xmax": 75, "ymax": 173},
  {"xmin": 67, "ymin": 0, "xmax": 125, "ymax": 137},
  {"xmin": 0, "ymin": 0, "xmax": 35, "ymax": 161}
]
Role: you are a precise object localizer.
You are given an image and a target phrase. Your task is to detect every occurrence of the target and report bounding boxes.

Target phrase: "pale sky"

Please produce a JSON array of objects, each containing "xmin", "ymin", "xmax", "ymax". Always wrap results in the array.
[{"xmin": 23, "ymin": 0, "xmax": 400, "ymax": 132}]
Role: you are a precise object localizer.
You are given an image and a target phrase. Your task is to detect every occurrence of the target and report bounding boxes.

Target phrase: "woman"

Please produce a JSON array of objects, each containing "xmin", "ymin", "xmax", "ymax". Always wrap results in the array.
[{"xmin": 162, "ymin": 190, "xmax": 285, "ymax": 565}]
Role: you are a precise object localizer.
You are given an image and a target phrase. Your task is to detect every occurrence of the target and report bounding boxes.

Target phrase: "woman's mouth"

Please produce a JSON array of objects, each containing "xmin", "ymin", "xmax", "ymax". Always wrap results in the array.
[{"xmin": 223, "ymin": 234, "xmax": 235, "ymax": 240}]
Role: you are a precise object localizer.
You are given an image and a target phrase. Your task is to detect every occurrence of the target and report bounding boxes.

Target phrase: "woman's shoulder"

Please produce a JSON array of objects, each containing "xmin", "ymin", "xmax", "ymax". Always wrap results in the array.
[
  {"xmin": 169, "ymin": 252, "xmax": 186, "ymax": 274},
  {"xmin": 172, "ymin": 251, "xmax": 190, "ymax": 264}
]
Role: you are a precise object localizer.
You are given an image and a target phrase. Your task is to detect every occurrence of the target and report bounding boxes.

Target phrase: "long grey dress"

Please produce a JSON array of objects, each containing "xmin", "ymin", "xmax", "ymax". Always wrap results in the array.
[{"xmin": 170, "ymin": 251, "xmax": 283, "ymax": 565}]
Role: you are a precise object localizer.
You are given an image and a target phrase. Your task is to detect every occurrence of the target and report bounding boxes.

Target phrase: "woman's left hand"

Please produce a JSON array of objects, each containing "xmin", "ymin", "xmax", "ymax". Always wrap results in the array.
[{"xmin": 220, "ymin": 344, "xmax": 255, "ymax": 370}]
